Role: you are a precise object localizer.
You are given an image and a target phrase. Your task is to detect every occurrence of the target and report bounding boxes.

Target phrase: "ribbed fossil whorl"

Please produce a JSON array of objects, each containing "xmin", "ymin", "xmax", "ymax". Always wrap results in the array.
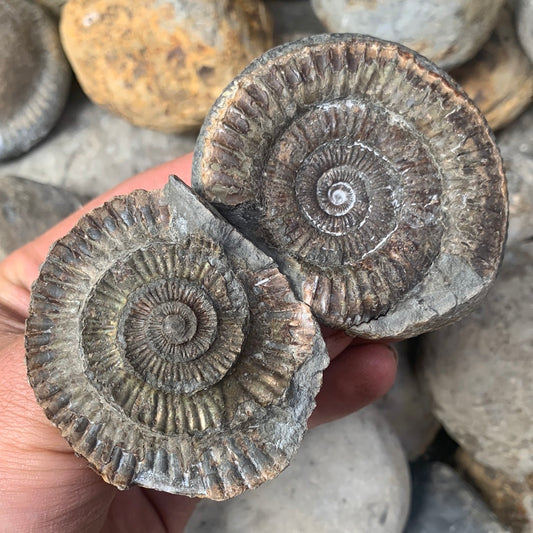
[
  {"xmin": 192, "ymin": 34, "xmax": 508, "ymax": 340},
  {"xmin": 0, "ymin": 0, "xmax": 71, "ymax": 160},
  {"xmin": 25, "ymin": 177, "xmax": 328, "ymax": 499}
]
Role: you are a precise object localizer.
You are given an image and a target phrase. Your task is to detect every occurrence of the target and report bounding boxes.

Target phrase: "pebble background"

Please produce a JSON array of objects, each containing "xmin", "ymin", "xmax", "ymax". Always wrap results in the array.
[{"xmin": 0, "ymin": 1, "xmax": 532, "ymax": 531}]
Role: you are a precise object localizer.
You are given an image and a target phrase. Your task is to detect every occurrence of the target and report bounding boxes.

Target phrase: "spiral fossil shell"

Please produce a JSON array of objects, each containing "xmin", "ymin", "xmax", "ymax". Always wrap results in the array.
[
  {"xmin": 25, "ymin": 177, "xmax": 328, "ymax": 499},
  {"xmin": 0, "ymin": 0, "xmax": 71, "ymax": 160},
  {"xmin": 192, "ymin": 34, "xmax": 508, "ymax": 340}
]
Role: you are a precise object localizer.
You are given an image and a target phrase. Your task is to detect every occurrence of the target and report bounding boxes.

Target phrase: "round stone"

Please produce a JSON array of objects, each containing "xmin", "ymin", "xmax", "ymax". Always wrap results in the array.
[
  {"xmin": 406, "ymin": 462, "xmax": 509, "ymax": 532},
  {"xmin": 450, "ymin": 6, "xmax": 533, "ymax": 131},
  {"xmin": 310, "ymin": 0, "xmax": 505, "ymax": 70},
  {"xmin": 456, "ymin": 448, "xmax": 533, "ymax": 532},
  {"xmin": 0, "ymin": 86, "xmax": 197, "ymax": 199},
  {"xmin": 60, "ymin": 0, "xmax": 273, "ymax": 132},
  {"xmin": 0, "ymin": 0, "xmax": 71, "ymax": 160},
  {"xmin": 517, "ymin": 0, "xmax": 533, "ymax": 64},
  {"xmin": 375, "ymin": 341, "xmax": 440, "ymax": 461},
  {"xmin": 497, "ymin": 105, "xmax": 533, "ymax": 244},
  {"xmin": 419, "ymin": 240, "xmax": 533, "ymax": 483},
  {"xmin": 0, "ymin": 176, "xmax": 83, "ymax": 261},
  {"xmin": 185, "ymin": 406, "xmax": 411, "ymax": 532}
]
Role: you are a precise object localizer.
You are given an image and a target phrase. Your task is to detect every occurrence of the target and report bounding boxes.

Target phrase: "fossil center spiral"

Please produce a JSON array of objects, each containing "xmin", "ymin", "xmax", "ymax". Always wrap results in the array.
[
  {"xmin": 124, "ymin": 278, "xmax": 218, "ymax": 365},
  {"xmin": 82, "ymin": 240, "xmax": 249, "ymax": 405},
  {"xmin": 317, "ymin": 168, "xmax": 358, "ymax": 216},
  {"xmin": 162, "ymin": 309, "xmax": 196, "ymax": 344}
]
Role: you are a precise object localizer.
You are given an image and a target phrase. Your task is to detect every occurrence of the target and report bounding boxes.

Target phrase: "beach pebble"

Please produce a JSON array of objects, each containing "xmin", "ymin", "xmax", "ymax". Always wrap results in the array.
[
  {"xmin": 418, "ymin": 240, "xmax": 533, "ymax": 484},
  {"xmin": 0, "ymin": 0, "xmax": 71, "ymax": 160},
  {"xmin": 405, "ymin": 461, "xmax": 509, "ymax": 533},
  {"xmin": 451, "ymin": 7, "xmax": 533, "ymax": 130},
  {"xmin": 310, "ymin": 0, "xmax": 504, "ymax": 70},
  {"xmin": 0, "ymin": 175, "xmax": 83, "ymax": 260},
  {"xmin": 266, "ymin": 0, "xmax": 325, "ymax": 45},
  {"xmin": 60, "ymin": 0, "xmax": 273, "ymax": 132},
  {"xmin": 497, "ymin": 105, "xmax": 533, "ymax": 244},
  {"xmin": 517, "ymin": 0, "xmax": 533, "ymax": 63},
  {"xmin": 375, "ymin": 341, "xmax": 440, "ymax": 461},
  {"xmin": 0, "ymin": 86, "xmax": 196, "ymax": 199},
  {"xmin": 456, "ymin": 448, "xmax": 533, "ymax": 533}
]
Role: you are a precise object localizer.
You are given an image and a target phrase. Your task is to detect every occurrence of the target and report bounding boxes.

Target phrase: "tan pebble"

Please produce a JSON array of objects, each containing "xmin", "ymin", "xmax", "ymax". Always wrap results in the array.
[
  {"xmin": 451, "ymin": 7, "xmax": 533, "ymax": 131},
  {"xmin": 456, "ymin": 448, "xmax": 533, "ymax": 533},
  {"xmin": 60, "ymin": 0, "xmax": 273, "ymax": 132}
]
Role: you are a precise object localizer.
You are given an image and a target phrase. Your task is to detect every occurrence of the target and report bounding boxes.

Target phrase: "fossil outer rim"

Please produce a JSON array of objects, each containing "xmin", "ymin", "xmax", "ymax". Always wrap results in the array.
[
  {"xmin": 25, "ymin": 178, "xmax": 328, "ymax": 499},
  {"xmin": 192, "ymin": 33, "xmax": 508, "ymax": 340},
  {"xmin": 0, "ymin": 0, "xmax": 71, "ymax": 160}
]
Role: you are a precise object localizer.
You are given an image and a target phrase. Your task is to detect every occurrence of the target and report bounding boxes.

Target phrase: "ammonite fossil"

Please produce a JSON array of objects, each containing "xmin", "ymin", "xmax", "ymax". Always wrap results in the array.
[
  {"xmin": 0, "ymin": 0, "xmax": 71, "ymax": 160},
  {"xmin": 25, "ymin": 177, "xmax": 328, "ymax": 499},
  {"xmin": 192, "ymin": 34, "xmax": 508, "ymax": 340}
]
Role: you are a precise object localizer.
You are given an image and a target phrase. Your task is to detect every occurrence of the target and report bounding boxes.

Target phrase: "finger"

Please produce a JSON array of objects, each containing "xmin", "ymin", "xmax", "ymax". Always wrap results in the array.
[
  {"xmin": 321, "ymin": 327, "xmax": 354, "ymax": 361},
  {"xmin": 321, "ymin": 325, "xmax": 394, "ymax": 346},
  {"xmin": 103, "ymin": 487, "xmax": 197, "ymax": 533},
  {"xmin": 308, "ymin": 343, "xmax": 398, "ymax": 429},
  {"xmin": 0, "ymin": 153, "xmax": 194, "ymax": 294}
]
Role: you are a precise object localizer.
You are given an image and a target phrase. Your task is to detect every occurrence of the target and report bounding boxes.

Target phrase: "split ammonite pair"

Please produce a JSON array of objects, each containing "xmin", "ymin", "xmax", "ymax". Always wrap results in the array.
[{"xmin": 25, "ymin": 34, "xmax": 508, "ymax": 500}]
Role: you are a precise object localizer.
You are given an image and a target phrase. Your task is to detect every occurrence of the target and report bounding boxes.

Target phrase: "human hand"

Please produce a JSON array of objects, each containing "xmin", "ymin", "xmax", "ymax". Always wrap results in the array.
[{"xmin": 0, "ymin": 154, "xmax": 397, "ymax": 532}]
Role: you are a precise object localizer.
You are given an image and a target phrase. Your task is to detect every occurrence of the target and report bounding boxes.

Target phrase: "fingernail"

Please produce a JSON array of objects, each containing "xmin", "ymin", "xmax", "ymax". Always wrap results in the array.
[{"xmin": 387, "ymin": 344, "xmax": 399, "ymax": 364}]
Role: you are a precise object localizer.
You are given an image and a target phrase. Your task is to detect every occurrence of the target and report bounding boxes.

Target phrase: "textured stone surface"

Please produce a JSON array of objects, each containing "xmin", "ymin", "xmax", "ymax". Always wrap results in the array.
[
  {"xmin": 451, "ymin": 7, "xmax": 533, "ymax": 131},
  {"xmin": 266, "ymin": 0, "xmax": 325, "ymax": 45},
  {"xmin": 0, "ymin": 0, "xmax": 71, "ymax": 160},
  {"xmin": 375, "ymin": 341, "xmax": 440, "ymax": 460},
  {"xmin": 0, "ymin": 175, "xmax": 83, "ymax": 260},
  {"xmin": 497, "ymin": 105, "xmax": 533, "ymax": 244},
  {"xmin": 60, "ymin": 0, "xmax": 273, "ymax": 132},
  {"xmin": 185, "ymin": 406, "xmax": 410, "ymax": 533},
  {"xmin": 457, "ymin": 448, "xmax": 533, "ymax": 533},
  {"xmin": 517, "ymin": 0, "xmax": 533, "ymax": 63},
  {"xmin": 419, "ymin": 240, "xmax": 533, "ymax": 483},
  {"xmin": 310, "ymin": 0, "xmax": 505, "ymax": 70},
  {"xmin": 0, "ymin": 85, "xmax": 196, "ymax": 199},
  {"xmin": 405, "ymin": 462, "xmax": 509, "ymax": 533}
]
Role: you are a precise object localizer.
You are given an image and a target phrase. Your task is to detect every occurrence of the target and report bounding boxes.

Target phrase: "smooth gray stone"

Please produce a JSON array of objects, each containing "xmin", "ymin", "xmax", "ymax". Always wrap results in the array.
[
  {"xmin": 405, "ymin": 462, "xmax": 509, "ymax": 532},
  {"xmin": 497, "ymin": 105, "xmax": 533, "ymax": 244},
  {"xmin": 418, "ymin": 240, "xmax": 533, "ymax": 483},
  {"xmin": 266, "ymin": 0, "xmax": 326, "ymax": 45},
  {"xmin": 517, "ymin": 0, "xmax": 533, "ymax": 63},
  {"xmin": 310, "ymin": 0, "xmax": 505, "ymax": 70},
  {"xmin": 0, "ymin": 175, "xmax": 83, "ymax": 260},
  {"xmin": 185, "ymin": 406, "xmax": 411, "ymax": 533},
  {"xmin": 375, "ymin": 341, "xmax": 440, "ymax": 460}
]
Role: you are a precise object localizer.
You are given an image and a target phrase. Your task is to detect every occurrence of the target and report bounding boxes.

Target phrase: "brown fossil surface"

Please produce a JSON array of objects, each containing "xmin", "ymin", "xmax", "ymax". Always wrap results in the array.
[
  {"xmin": 192, "ymin": 34, "xmax": 508, "ymax": 340},
  {"xmin": 25, "ymin": 176, "xmax": 328, "ymax": 499}
]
